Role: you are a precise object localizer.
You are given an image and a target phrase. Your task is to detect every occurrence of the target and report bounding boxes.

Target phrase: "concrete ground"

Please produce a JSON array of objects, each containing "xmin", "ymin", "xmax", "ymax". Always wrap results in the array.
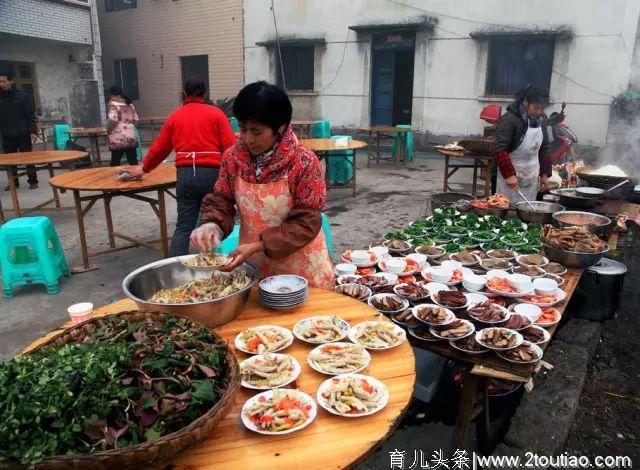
[{"xmin": 0, "ymin": 147, "xmax": 478, "ymax": 360}]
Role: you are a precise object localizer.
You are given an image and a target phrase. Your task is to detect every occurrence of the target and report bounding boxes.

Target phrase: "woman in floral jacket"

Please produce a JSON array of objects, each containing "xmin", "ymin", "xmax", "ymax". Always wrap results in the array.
[
  {"xmin": 106, "ymin": 85, "xmax": 139, "ymax": 166},
  {"xmin": 190, "ymin": 81, "xmax": 334, "ymax": 289}
]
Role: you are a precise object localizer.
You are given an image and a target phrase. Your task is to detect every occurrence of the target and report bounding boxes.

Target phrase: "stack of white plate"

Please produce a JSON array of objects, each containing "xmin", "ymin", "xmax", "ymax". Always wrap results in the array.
[{"xmin": 259, "ymin": 275, "xmax": 309, "ymax": 310}]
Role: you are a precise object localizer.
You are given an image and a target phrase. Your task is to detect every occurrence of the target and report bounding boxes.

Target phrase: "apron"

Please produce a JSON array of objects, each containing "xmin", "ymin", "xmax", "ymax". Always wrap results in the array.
[
  {"xmin": 234, "ymin": 176, "xmax": 335, "ymax": 289},
  {"xmin": 496, "ymin": 126, "xmax": 543, "ymax": 203},
  {"xmin": 176, "ymin": 151, "xmax": 221, "ymax": 176}
]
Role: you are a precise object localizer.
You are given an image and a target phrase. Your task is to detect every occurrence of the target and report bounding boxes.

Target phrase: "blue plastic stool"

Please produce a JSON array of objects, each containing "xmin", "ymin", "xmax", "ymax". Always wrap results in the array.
[
  {"xmin": 229, "ymin": 117, "xmax": 240, "ymax": 132},
  {"xmin": 215, "ymin": 225, "xmax": 241, "ymax": 255},
  {"xmin": 321, "ymin": 212, "xmax": 334, "ymax": 260},
  {"xmin": 53, "ymin": 124, "xmax": 72, "ymax": 150},
  {"xmin": 391, "ymin": 124, "xmax": 414, "ymax": 162},
  {"xmin": 328, "ymin": 135, "xmax": 354, "ymax": 185},
  {"xmin": 0, "ymin": 216, "xmax": 70, "ymax": 297},
  {"xmin": 134, "ymin": 127, "xmax": 142, "ymax": 160},
  {"xmin": 311, "ymin": 120, "xmax": 331, "ymax": 138}
]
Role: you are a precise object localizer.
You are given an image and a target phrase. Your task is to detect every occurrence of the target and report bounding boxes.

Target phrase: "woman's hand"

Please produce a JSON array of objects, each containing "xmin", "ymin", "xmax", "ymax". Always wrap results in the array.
[
  {"xmin": 539, "ymin": 175, "xmax": 549, "ymax": 192},
  {"xmin": 128, "ymin": 166, "xmax": 145, "ymax": 180},
  {"xmin": 220, "ymin": 241, "xmax": 264, "ymax": 271},
  {"xmin": 190, "ymin": 223, "xmax": 223, "ymax": 252},
  {"xmin": 505, "ymin": 175, "xmax": 519, "ymax": 190}
]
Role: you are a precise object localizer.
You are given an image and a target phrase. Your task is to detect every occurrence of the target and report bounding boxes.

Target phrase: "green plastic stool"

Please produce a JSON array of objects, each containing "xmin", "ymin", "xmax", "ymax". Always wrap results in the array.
[
  {"xmin": 53, "ymin": 124, "xmax": 72, "ymax": 150},
  {"xmin": 311, "ymin": 120, "xmax": 331, "ymax": 138},
  {"xmin": 321, "ymin": 213, "xmax": 334, "ymax": 260},
  {"xmin": 0, "ymin": 216, "xmax": 70, "ymax": 297},
  {"xmin": 328, "ymin": 135, "xmax": 354, "ymax": 185},
  {"xmin": 391, "ymin": 124, "xmax": 414, "ymax": 162},
  {"xmin": 229, "ymin": 117, "xmax": 240, "ymax": 132},
  {"xmin": 215, "ymin": 225, "xmax": 241, "ymax": 255},
  {"xmin": 134, "ymin": 127, "xmax": 142, "ymax": 161}
]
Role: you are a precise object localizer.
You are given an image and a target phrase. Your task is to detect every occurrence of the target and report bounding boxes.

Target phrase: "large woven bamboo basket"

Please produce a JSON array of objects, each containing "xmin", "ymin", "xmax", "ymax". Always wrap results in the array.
[{"xmin": 6, "ymin": 310, "xmax": 240, "ymax": 470}]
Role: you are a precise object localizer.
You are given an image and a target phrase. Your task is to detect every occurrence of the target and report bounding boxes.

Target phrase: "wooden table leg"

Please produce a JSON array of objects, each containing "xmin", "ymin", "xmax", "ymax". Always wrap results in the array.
[
  {"xmin": 71, "ymin": 190, "xmax": 98, "ymax": 273},
  {"xmin": 484, "ymin": 159, "xmax": 490, "ymax": 197},
  {"xmin": 48, "ymin": 163, "xmax": 61, "ymax": 208},
  {"xmin": 476, "ymin": 377, "xmax": 493, "ymax": 455},
  {"xmin": 0, "ymin": 194, "xmax": 4, "ymax": 223},
  {"xmin": 103, "ymin": 194, "xmax": 116, "ymax": 249},
  {"xmin": 443, "ymin": 156, "xmax": 450, "ymax": 192},
  {"xmin": 158, "ymin": 189, "xmax": 169, "ymax": 258},
  {"xmin": 7, "ymin": 167, "xmax": 21, "ymax": 217},
  {"xmin": 452, "ymin": 371, "xmax": 480, "ymax": 450},
  {"xmin": 367, "ymin": 130, "xmax": 372, "ymax": 168},
  {"xmin": 376, "ymin": 132, "xmax": 381, "ymax": 164},
  {"xmin": 93, "ymin": 136, "xmax": 102, "ymax": 165},
  {"xmin": 352, "ymin": 150, "xmax": 357, "ymax": 196},
  {"xmin": 472, "ymin": 158, "xmax": 478, "ymax": 196}
]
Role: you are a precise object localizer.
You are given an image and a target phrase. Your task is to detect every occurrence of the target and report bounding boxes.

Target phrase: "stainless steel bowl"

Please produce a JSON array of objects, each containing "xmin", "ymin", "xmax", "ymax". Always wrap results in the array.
[
  {"xmin": 543, "ymin": 243, "xmax": 609, "ymax": 268},
  {"xmin": 514, "ymin": 201, "xmax": 566, "ymax": 224},
  {"xmin": 552, "ymin": 211, "xmax": 613, "ymax": 237},
  {"xmin": 122, "ymin": 257, "xmax": 259, "ymax": 327},
  {"xmin": 472, "ymin": 204, "xmax": 508, "ymax": 218},
  {"xmin": 549, "ymin": 188, "xmax": 598, "ymax": 209}
]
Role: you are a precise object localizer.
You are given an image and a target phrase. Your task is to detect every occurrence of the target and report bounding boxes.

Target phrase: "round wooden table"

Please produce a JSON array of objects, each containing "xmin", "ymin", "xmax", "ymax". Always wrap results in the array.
[
  {"xmin": 65, "ymin": 127, "xmax": 108, "ymax": 165},
  {"xmin": 137, "ymin": 116, "xmax": 167, "ymax": 142},
  {"xmin": 22, "ymin": 288, "xmax": 415, "ymax": 469},
  {"xmin": 357, "ymin": 126, "xmax": 417, "ymax": 169},
  {"xmin": 301, "ymin": 139, "xmax": 368, "ymax": 196},
  {"xmin": 49, "ymin": 165, "xmax": 177, "ymax": 272},
  {"xmin": 435, "ymin": 147, "xmax": 493, "ymax": 197},
  {"xmin": 0, "ymin": 150, "xmax": 88, "ymax": 220}
]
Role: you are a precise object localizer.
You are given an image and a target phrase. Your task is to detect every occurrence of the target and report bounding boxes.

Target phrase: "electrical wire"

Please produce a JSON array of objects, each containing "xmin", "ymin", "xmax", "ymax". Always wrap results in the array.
[
  {"xmin": 270, "ymin": 0, "xmax": 286, "ymax": 89},
  {"xmin": 320, "ymin": 30, "xmax": 350, "ymax": 92}
]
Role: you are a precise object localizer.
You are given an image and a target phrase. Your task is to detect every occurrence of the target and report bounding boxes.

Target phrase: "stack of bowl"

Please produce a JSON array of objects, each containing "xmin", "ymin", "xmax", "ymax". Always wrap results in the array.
[{"xmin": 258, "ymin": 275, "xmax": 309, "ymax": 310}]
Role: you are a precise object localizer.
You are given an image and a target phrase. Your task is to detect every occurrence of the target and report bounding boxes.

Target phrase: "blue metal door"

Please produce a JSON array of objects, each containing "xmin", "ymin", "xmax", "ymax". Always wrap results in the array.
[{"xmin": 371, "ymin": 51, "xmax": 395, "ymax": 125}]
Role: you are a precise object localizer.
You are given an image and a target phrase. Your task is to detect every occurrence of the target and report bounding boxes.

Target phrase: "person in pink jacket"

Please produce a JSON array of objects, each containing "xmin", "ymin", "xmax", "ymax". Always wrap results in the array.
[{"xmin": 106, "ymin": 85, "xmax": 139, "ymax": 166}]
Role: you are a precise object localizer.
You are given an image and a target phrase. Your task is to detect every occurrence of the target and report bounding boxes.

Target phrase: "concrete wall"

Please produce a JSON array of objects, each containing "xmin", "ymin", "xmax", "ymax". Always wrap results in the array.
[
  {"xmin": 0, "ymin": 34, "xmax": 101, "ymax": 126},
  {"xmin": 244, "ymin": 0, "xmax": 640, "ymax": 147},
  {"xmin": 97, "ymin": 0, "xmax": 244, "ymax": 118},
  {"xmin": 0, "ymin": 0, "xmax": 92, "ymax": 45}
]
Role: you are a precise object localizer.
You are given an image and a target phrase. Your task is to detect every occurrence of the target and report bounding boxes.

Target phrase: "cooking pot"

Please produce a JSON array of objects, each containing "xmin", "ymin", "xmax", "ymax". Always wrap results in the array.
[{"xmin": 567, "ymin": 258, "xmax": 627, "ymax": 321}]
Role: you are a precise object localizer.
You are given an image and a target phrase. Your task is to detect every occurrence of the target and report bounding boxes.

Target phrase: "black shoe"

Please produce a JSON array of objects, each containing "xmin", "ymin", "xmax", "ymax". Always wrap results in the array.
[{"xmin": 29, "ymin": 182, "xmax": 38, "ymax": 190}]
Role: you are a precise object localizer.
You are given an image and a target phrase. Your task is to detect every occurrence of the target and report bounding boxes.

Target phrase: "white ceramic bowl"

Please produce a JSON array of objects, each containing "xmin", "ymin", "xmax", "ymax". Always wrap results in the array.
[
  {"xmin": 424, "ymin": 282, "xmax": 449, "ymax": 295},
  {"xmin": 431, "ymin": 267, "xmax": 454, "ymax": 283},
  {"xmin": 533, "ymin": 277, "xmax": 558, "ymax": 296},
  {"xmin": 407, "ymin": 253, "xmax": 428, "ymax": 268},
  {"xmin": 513, "ymin": 303, "xmax": 542, "ymax": 323},
  {"xmin": 507, "ymin": 273, "xmax": 532, "ymax": 291},
  {"xmin": 486, "ymin": 269, "xmax": 510, "ymax": 280},
  {"xmin": 369, "ymin": 246, "xmax": 389, "ymax": 258},
  {"xmin": 462, "ymin": 274, "xmax": 487, "ymax": 292},
  {"xmin": 374, "ymin": 272, "xmax": 399, "ymax": 285},
  {"xmin": 465, "ymin": 292, "xmax": 489, "ymax": 306},
  {"xmin": 440, "ymin": 260, "xmax": 463, "ymax": 270},
  {"xmin": 335, "ymin": 263, "xmax": 357, "ymax": 276},
  {"xmin": 350, "ymin": 250, "xmax": 371, "ymax": 265},
  {"xmin": 384, "ymin": 258, "xmax": 408, "ymax": 274}
]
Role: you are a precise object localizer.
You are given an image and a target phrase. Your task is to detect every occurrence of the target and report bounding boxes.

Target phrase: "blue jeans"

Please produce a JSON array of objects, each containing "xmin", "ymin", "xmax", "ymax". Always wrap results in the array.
[{"xmin": 170, "ymin": 166, "xmax": 219, "ymax": 256}]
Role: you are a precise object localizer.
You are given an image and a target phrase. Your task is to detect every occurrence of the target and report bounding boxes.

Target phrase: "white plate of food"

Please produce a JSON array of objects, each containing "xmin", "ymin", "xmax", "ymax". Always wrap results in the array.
[
  {"xmin": 335, "ymin": 283, "xmax": 372, "ymax": 302},
  {"xmin": 336, "ymin": 274, "xmax": 362, "ymax": 285},
  {"xmin": 307, "ymin": 342, "xmax": 371, "ymax": 375},
  {"xmin": 485, "ymin": 277, "xmax": 534, "ymax": 298},
  {"xmin": 514, "ymin": 289, "xmax": 567, "ymax": 307},
  {"xmin": 367, "ymin": 293, "xmax": 410, "ymax": 315},
  {"xmin": 341, "ymin": 250, "xmax": 380, "ymax": 268},
  {"xmin": 429, "ymin": 319, "xmax": 475, "ymax": 341},
  {"xmin": 348, "ymin": 320, "xmax": 407, "ymax": 350},
  {"xmin": 420, "ymin": 266, "xmax": 464, "ymax": 286},
  {"xmin": 516, "ymin": 254, "xmax": 549, "ymax": 268},
  {"xmin": 412, "ymin": 303, "xmax": 456, "ymax": 327},
  {"xmin": 355, "ymin": 274, "xmax": 395, "ymax": 291},
  {"xmin": 393, "ymin": 282, "xmax": 431, "ymax": 301},
  {"xmin": 241, "ymin": 389, "xmax": 317, "ymax": 435},
  {"xmin": 466, "ymin": 302, "xmax": 510, "ymax": 325},
  {"xmin": 178, "ymin": 253, "xmax": 232, "ymax": 270},
  {"xmin": 448, "ymin": 335, "xmax": 489, "ymax": 355},
  {"xmin": 503, "ymin": 313, "xmax": 533, "ymax": 331},
  {"xmin": 450, "ymin": 251, "xmax": 481, "ymax": 267},
  {"xmin": 534, "ymin": 307, "xmax": 562, "ymax": 327},
  {"xmin": 293, "ymin": 316, "xmax": 350, "ymax": 344},
  {"xmin": 486, "ymin": 249, "xmax": 516, "ymax": 261},
  {"xmin": 475, "ymin": 327, "xmax": 523, "ymax": 351},
  {"xmin": 259, "ymin": 275, "xmax": 308, "ymax": 295},
  {"xmin": 520, "ymin": 325, "xmax": 551, "ymax": 345},
  {"xmin": 378, "ymin": 257, "xmax": 421, "ymax": 277},
  {"xmin": 431, "ymin": 290, "xmax": 470, "ymax": 310},
  {"xmin": 235, "ymin": 325, "xmax": 294, "ymax": 354},
  {"xmin": 316, "ymin": 374, "xmax": 389, "ymax": 418},
  {"xmin": 497, "ymin": 341, "xmax": 543, "ymax": 364},
  {"xmin": 239, "ymin": 353, "xmax": 301, "ymax": 390}
]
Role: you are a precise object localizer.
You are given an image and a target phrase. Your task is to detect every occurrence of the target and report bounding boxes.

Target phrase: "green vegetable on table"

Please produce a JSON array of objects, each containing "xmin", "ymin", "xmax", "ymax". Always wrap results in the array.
[
  {"xmin": 481, "ymin": 240, "xmax": 507, "ymax": 251},
  {"xmin": 0, "ymin": 316, "xmax": 228, "ymax": 465},
  {"xmin": 483, "ymin": 215, "xmax": 502, "ymax": 226},
  {"xmin": 385, "ymin": 231, "xmax": 410, "ymax": 241},
  {"xmin": 501, "ymin": 234, "xmax": 528, "ymax": 245},
  {"xmin": 410, "ymin": 219, "xmax": 432, "ymax": 230},
  {"xmin": 434, "ymin": 204, "xmax": 459, "ymax": 216},
  {"xmin": 442, "ymin": 242, "xmax": 463, "ymax": 253},
  {"xmin": 403, "ymin": 225, "xmax": 426, "ymax": 237},
  {"xmin": 458, "ymin": 237, "xmax": 477, "ymax": 248},
  {"xmin": 445, "ymin": 225, "xmax": 469, "ymax": 237},
  {"xmin": 471, "ymin": 230, "xmax": 497, "ymax": 241},
  {"xmin": 514, "ymin": 245, "xmax": 540, "ymax": 255},
  {"xmin": 411, "ymin": 236, "xmax": 435, "ymax": 247}
]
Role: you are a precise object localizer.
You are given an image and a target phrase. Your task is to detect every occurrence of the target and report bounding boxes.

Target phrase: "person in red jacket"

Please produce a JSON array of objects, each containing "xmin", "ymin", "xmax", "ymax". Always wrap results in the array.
[{"xmin": 130, "ymin": 78, "xmax": 236, "ymax": 256}]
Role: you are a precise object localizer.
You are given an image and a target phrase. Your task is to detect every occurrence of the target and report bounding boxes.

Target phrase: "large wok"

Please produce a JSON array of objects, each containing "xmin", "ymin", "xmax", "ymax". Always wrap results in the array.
[
  {"xmin": 122, "ymin": 257, "xmax": 259, "ymax": 327},
  {"xmin": 576, "ymin": 167, "xmax": 636, "ymax": 199}
]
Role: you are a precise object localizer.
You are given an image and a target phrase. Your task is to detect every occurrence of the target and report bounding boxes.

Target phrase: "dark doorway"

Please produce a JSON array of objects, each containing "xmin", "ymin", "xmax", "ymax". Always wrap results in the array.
[
  {"xmin": 370, "ymin": 32, "xmax": 415, "ymax": 126},
  {"xmin": 180, "ymin": 55, "xmax": 209, "ymax": 91}
]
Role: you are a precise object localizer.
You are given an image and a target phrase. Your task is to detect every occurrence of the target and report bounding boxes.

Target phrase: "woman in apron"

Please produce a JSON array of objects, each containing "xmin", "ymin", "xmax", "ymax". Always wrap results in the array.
[
  {"xmin": 190, "ymin": 81, "xmax": 334, "ymax": 289},
  {"xmin": 131, "ymin": 78, "xmax": 236, "ymax": 256},
  {"xmin": 493, "ymin": 85, "xmax": 552, "ymax": 203}
]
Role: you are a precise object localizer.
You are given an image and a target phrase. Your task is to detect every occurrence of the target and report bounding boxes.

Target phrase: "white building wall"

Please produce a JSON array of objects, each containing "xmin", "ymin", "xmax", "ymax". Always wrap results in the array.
[
  {"xmin": 244, "ymin": 0, "xmax": 640, "ymax": 147},
  {"xmin": 0, "ymin": 0, "xmax": 93, "ymax": 45}
]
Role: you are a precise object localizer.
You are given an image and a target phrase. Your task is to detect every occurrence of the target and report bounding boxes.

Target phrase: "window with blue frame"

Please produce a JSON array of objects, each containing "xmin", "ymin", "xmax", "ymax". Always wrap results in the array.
[
  {"xmin": 486, "ymin": 38, "xmax": 554, "ymax": 96},
  {"xmin": 105, "ymin": 0, "xmax": 136, "ymax": 12}
]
